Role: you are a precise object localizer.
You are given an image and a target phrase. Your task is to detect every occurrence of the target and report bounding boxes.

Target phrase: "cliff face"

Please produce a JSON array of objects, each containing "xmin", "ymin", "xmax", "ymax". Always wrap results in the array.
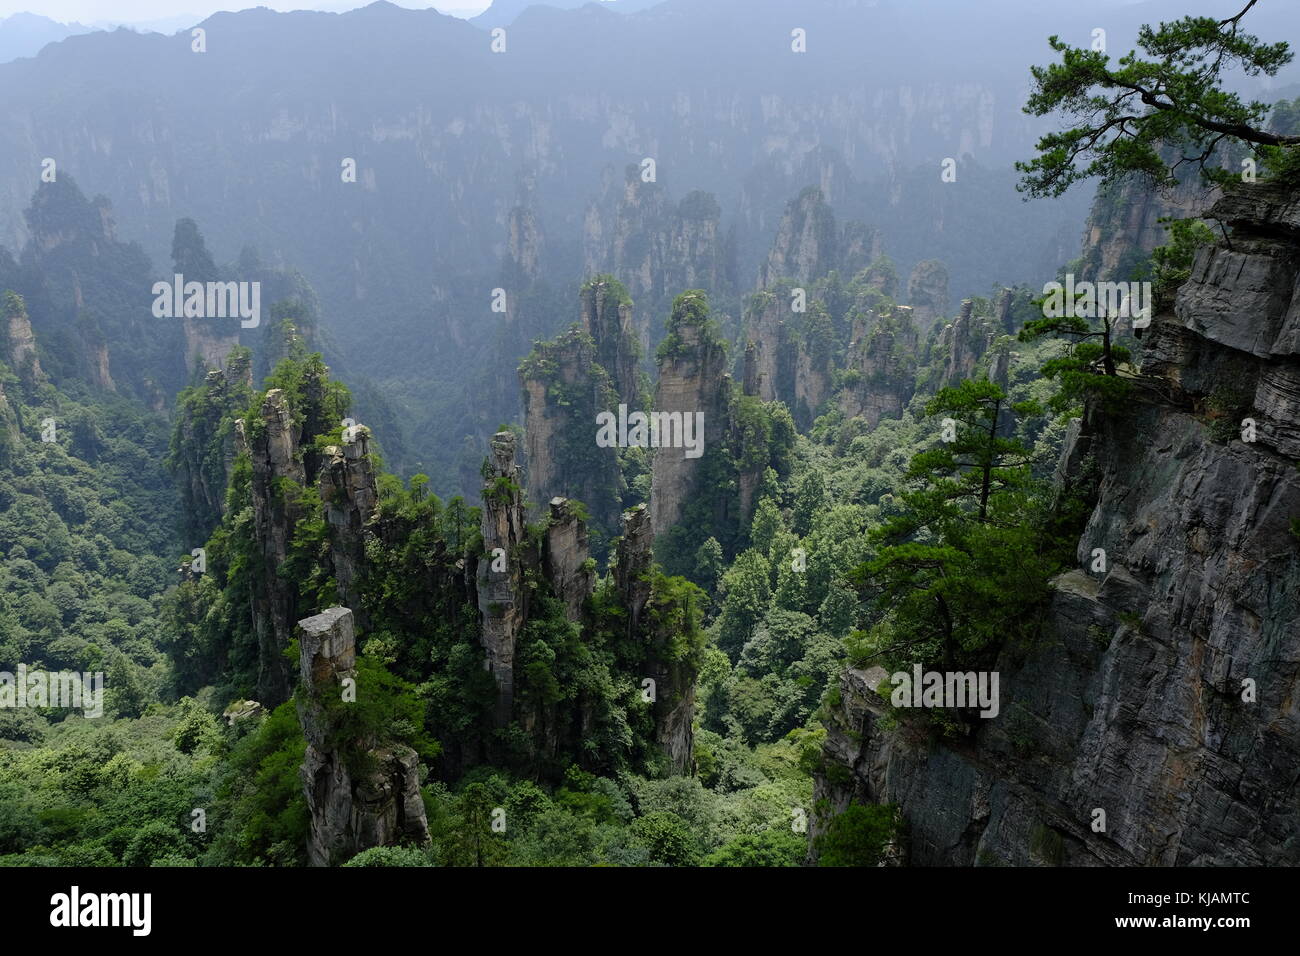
[
  {"xmin": 11, "ymin": 178, "xmax": 187, "ymax": 403},
  {"xmin": 740, "ymin": 286, "xmax": 834, "ymax": 429},
  {"xmin": 579, "ymin": 275, "xmax": 642, "ymax": 408},
  {"xmin": 543, "ymin": 497, "xmax": 596, "ymax": 622},
  {"xmin": 585, "ymin": 168, "xmax": 668, "ymax": 311},
  {"xmin": 507, "ymin": 205, "xmax": 543, "ymax": 284},
  {"xmin": 666, "ymin": 192, "xmax": 726, "ymax": 302},
  {"xmin": 476, "ymin": 431, "xmax": 529, "ymax": 727},
  {"xmin": 933, "ymin": 298, "xmax": 994, "ymax": 388},
  {"xmin": 297, "ymin": 607, "xmax": 430, "ymax": 867},
  {"xmin": 613, "ymin": 503, "xmax": 654, "ymax": 632},
  {"xmin": 648, "ymin": 294, "xmax": 730, "ymax": 536},
  {"xmin": 182, "ymin": 315, "xmax": 242, "ymax": 376},
  {"xmin": 2, "ymin": 292, "xmax": 43, "ymax": 385},
  {"xmin": 583, "ymin": 170, "xmax": 726, "ymax": 337},
  {"xmin": 1144, "ymin": 183, "xmax": 1300, "ymax": 456},
  {"xmin": 319, "ymin": 424, "xmax": 379, "ymax": 628},
  {"xmin": 613, "ymin": 503, "xmax": 696, "ymax": 774},
  {"xmin": 0, "ymin": 379, "xmax": 18, "ymax": 452},
  {"xmin": 837, "ymin": 305, "xmax": 919, "ymax": 427},
  {"xmin": 87, "ymin": 340, "xmax": 114, "ymax": 391},
  {"xmin": 171, "ymin": 351, "xmax": 253, "ymax": 543},
  {"xmin": 238, "ymin": 387, "xmax": 305, "ymax": 706},
  {"xmin": 814, "ymin": 181, "xmax": 1300, "ymax": 866},
  {"xmin": 906, "ymin": 258, "xmax": 950, "ymax": 331},
  {"xmin": 1080, "ymin": 164, "xmax": 1216, "ymax": 283},
  {"xmin": 641, "ymin": 594, "xmax": 699, "ymax": 775},
  {"xmin": 741, "ymin": 291, "xmax": 795, "ymax": 405},
  {"xmin": 794, "ymin": 339, "xmax": 832, "ymax": 426},
  {"xmin": 519, "ymin": 324, "xmax": 624, "ymax": 541},
  {"xmin": 757, "ymin": 186, "xmax": 876, "ymax": 290},
  {"xmin": 759, "ymin": 187, "xmax": 837, "ymax": 289}
]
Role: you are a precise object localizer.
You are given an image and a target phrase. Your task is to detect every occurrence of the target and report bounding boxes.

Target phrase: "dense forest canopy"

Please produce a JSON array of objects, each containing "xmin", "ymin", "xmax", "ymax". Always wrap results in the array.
[{"xmin": 0, "ymin": 0, "xmax": 1296, "ymax": 874}]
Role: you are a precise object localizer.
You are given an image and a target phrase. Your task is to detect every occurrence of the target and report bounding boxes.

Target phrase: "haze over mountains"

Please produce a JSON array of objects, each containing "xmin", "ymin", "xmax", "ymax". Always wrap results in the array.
[
  {"xmin": 1, "ymin": 0, "xmax": 1299, "ymax": 880},
  {"xmin": 0, "ymin": 12, "xmax": 92, "ymax": 61},
  {"xmin": 0, "ymin": 0, "xmax": 1296, "ymax": 487}
]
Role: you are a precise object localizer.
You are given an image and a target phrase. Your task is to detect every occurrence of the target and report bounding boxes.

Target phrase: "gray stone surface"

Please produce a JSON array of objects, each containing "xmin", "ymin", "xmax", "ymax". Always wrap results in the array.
[
  {"xmin": 816, "ymin": 180, "xmax": 1300, "ymax": 866},
  {"xmin": 297, "ymin": 607, "xmax": 430, "ymax": 867}
]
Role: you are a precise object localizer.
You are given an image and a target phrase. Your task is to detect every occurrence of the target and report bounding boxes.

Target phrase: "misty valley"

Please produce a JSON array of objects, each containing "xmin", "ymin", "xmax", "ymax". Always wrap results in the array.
[{"xmin": 0, "ymin": 0, "xmax": 1294, "ymax": 910}]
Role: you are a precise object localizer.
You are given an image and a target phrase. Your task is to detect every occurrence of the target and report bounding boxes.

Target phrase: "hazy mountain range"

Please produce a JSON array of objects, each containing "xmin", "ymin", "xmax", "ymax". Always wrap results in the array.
[{"xmin": 1, "ymin": 0, "xmax": 1296, "ymax": 486}]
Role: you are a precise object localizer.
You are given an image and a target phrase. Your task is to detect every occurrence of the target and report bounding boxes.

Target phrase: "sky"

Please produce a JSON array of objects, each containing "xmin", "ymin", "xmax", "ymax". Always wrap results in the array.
[
  {"xmin": 0, "ymin": 0, "xmax": 1215, "ymax": 30},
  {"xmin": 0, "ymin": 2, "xmax": 492, "ymax": 24}
]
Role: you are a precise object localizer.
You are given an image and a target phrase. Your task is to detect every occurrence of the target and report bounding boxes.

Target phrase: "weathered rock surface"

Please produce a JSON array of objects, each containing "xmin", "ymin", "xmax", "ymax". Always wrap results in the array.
[
  {"xmin": 507, "ymin": 205, "xmax": 543, "ymax": 284},
  {"xmin": 0, "ymin": 379, "xmax": 19, "ymax": 449},
  {"xmin": 613, "ymin": 503, "xmax": 696, "ymax": 775},
  {"xmin": 816, "ymin": 180, "xmax": 1300, "ymax": 866},
  {"xmin": 544, "ymin": 497, "xmax": 595, "ymax": 622},
  {"xmin": 741, "ymin": 290, "xmax": 794, "ymax": 404},
  {"xmin": 171, "ymin": 351, "xmax": 253, "ymax": 542},
  {"xmin": 906, "ymin": 258, "xmax": 949, "ymax": 331},
  {"xmin": 520, "ymin": 325, "xmax": 623, "ymax": 538},
  {"xmin": 583, "ymin": 168, "xmax": 724, "ymax": 335},
  {"xmin": 297, "ymin": 607, "xmax": 430, "ymax": 867},
  {"xmin": 740, "ymin": 283, "xmax": 835, "ymax": 429},
  {"xmin": 837, "ymin": 305, "xmax": 919, "ymax": 426},
  {"xmin": 1079, "ymin": 162, "xmax": 1217, "ymax": 283},
  {"xmin": 2, "ymin": 292, "xmax": 43, "ymax": 384},
  {"xmin": 319, "ymin": 423, "xmax": 378, "ymax": 627},
  {"xmin": 238, "ymin": 387, "xmax": 305, "ymax": 706},
  {"xmin": 1144, "ymin": 183, "xmax": 1300, "ymax": 459},
  {"xmin": 648, "ymin": 294, "xmax": 730, "ymax": 536},
  {"xmin": 614, "ymin": 503, "xmax": 653, "ymax": 631},
  {"xmin": 476, "ymin": 431, "xmax": 528, "ymax": 726},
  {"xmin": 580, "ymin": 275, "xmax": 643, "ymax": 408},
  {"xmin": 182, "ymin": 314, "xmax": 241, "ymax": 376},
  {"xmin": 666, "ymin": 191, "xmax": 726, "ymax": 303},
  {"xmin": 758, "ymin": 186, "xmax": 877, "ymax": 291},
  {"xmin": 759, "ymin": 187, "xmax": 838, "ymax": 290},
  {"xmin": 933, "ymin": 298, "xmax": 994, "ymax": 388}
]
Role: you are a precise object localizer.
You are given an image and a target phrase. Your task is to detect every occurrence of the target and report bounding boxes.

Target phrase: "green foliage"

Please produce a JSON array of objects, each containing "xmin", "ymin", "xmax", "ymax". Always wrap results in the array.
[
  {"xmin": 0, "ymin": 380, "xmax": 177, "ymax": 682},
  {"xmin": 171, "ymin": 697, "xmax": 224, "ymax": 755},
  {"xmin": 692, "ymin": 537, "xmax": 725, "ymax": 594},
  {"xmin": 1017, "ymin": 5, "xmax": 1298, "ymax": 197},
  {"xmin": 855, "ymin": 380, "xmax": 1069, "ymax": 683},
  {"xmin": 518, "ymin": 324, "xmax": 625, "ymax": 547},
  {"xmin": 1203, "ymin": 385, "xmax": 1254, "ymax": 443},
  {"xmin": 123, "ymin": 819, "xmax": 192, "ymax": 867},
  {"xmin": 1020, "ymin": 309, "xmax": 1132, "ymax": 414},
  {"xmin": 342, "ymin": 845, "xmax": 437, "ymax": 867},
  {"xmin": 1150, "ymin": 217, "xmax": 1217, "ymax": 309},
  {"xmin": 705, "ymin": 828, "xmax": 805, "ymax": 866},
  {"xmin": 163, "ymin": 347, "xmax": 360, "ymax": 697},
  {"xmin": 716, "ymin": 550, "xmax": 772, "ymax": 659},
  {"xmin": 655, "ymin": 290, "xmax": 726, "ymax": 364},
  {"xmin": 167, "ymin": 348, "xmax": 254, "ymax": 543},
  {"xmin": 309, "ymin": 655, "xmax": 439, "ymax": 776},
  {"xmin": 815, "ymin": 803, "xmax": 901, "ymax": 866},
  {"xmin": 208, "ymin": 702, "xmax": 308, "ymax": 866},
  {"xmin": 630, "ymin": 811, "xmax": 702, "ymax": 866},
  {"xmin": 792, "ymin": 469, "xmax": 826, "ymax": 536}
]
